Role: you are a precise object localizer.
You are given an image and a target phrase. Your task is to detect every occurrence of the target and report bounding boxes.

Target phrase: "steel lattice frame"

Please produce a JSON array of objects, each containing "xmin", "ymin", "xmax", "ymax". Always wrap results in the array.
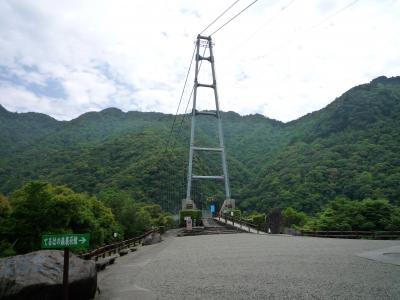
[{"xmin": 184, "ymin": 35, "xmax": 232, "ymax": 211}]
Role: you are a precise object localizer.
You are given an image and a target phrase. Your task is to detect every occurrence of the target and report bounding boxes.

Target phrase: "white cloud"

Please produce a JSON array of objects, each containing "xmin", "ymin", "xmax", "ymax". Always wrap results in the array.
[
  {"xmin": 0, "ymin": 0, "xmax": 399, "ymax": 121},
  {"xmin": 0, "ymin": 82, "xmax": 72, "ymax": 119}
]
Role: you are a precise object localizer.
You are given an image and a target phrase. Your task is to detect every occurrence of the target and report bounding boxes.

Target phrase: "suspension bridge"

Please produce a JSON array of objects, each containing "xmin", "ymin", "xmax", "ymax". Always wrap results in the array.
[
  {"xmin": 98, "ymin": 1, "xmax": 400, "ymax": 299},
  {"xmin": 1, "ymin": 2, "xmax": 399, "ymax": 300},
  {"xmin": 159, "ymin": 0, "xmax": 362, "ymax": 218}
]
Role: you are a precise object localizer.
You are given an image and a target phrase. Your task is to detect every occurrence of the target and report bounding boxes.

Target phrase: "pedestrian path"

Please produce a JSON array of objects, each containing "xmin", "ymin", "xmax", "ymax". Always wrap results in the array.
[{"xmin": 96, "ymin": 229, "xmax": 400, "ymax": 299}]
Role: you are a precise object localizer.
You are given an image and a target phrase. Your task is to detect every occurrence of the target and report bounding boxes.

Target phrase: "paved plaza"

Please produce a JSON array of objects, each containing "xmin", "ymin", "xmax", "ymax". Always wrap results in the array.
[{"xmin": 97, "ymin": 231, "xmax": 400, "ymax": 299}]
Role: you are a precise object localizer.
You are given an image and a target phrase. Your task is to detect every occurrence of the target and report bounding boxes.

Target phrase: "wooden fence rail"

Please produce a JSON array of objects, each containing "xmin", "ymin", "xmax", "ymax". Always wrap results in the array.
[
  {"xmin": 217, "ymin": 215, "xmax": 265, "ymax": 233},
  {"xmin": 300, "ymin": 230, "xmax": 400, "ymax": 240},
  {"xmin": 79, "ymin": 229, "xmax": 156, "ymax": 261}
]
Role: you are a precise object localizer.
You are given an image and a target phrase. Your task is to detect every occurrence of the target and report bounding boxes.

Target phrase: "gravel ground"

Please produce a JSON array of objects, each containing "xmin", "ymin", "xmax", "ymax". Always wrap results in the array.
[{"xmin": 96, "ymin": 231, "xmax": 400, "ymax": 300}]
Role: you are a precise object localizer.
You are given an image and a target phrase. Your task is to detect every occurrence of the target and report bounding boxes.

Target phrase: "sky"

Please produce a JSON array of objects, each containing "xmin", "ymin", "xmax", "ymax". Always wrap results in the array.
[{"xmin": 0, "ymin": 0, "xmax": 399, "ymax": 122}]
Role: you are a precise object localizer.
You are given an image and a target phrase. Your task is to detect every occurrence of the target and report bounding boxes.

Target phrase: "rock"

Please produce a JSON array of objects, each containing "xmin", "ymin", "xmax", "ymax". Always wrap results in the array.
[
  {"xmin": 0, "ymin": 250, "xmax": 97, "ymax": 300},
  {"xmin": 142, "ymin": 235, "xmax": 152, "ymax": 245},
  {"xmin": 95, "ymin": 259, "xmax": 108, "ymax": 271},
  {"xmin": 119, "ymin": 249, "xmax": 129, "ymax": 256},
  {"xmin": 142, "ymin": 232, "xmax": 162, "ymax": 246},
  {"xmin": 95, "ymin": 255, "xmax": 117, "ymax": 271},
  {"xmin": 152, "ymin": 232, "xmax": 162, "ymax": 244}
]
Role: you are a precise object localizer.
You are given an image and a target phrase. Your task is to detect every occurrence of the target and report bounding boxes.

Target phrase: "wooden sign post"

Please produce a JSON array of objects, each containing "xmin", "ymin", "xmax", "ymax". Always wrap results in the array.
[{"xmin": 41, "ymin": 233, "xmax": 90, "ymax": 300}]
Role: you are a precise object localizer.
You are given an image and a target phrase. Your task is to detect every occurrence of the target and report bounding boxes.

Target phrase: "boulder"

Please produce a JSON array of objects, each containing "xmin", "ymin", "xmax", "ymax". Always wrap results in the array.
[
  {"xmin": 0, "ymin": 250, "xmax": 97, "ymax": 300},
  {"xmin": 152, "ymin": 232, "xmax": 162, "ymax": 244},
  {"xmin": 119, "ymin": 249, "xmax": 129, "ymax": 256},
  {"xmin": 142, "ymin": 234, "xmax": 152, "ymax": 246},
  {"xmin": 142, "ymin": 232, "xmax": 162, "ymax": 246},
  {"xmin": 95, "ymin": 255, "xmax": 117, "ymax": 271}
]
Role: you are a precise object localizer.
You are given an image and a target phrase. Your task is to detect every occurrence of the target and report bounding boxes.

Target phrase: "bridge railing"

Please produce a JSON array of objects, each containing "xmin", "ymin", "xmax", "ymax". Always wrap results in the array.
[
  {"xmin": 217, "ymin": 215, "xmax": 265, "ymax": 233},
  {"xmin": 300, "ymin": 230, "xmax": 400, "ymax": 239},
  {"xmin": 79, "ymin": 229, "xmax": 156, "ymax": 261}
]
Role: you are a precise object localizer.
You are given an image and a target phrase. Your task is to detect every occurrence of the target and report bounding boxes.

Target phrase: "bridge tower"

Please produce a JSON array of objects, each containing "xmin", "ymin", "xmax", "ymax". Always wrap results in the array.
[{"xmin": 183, "ymin": 35, "xmax": 235, "ymax": 214}]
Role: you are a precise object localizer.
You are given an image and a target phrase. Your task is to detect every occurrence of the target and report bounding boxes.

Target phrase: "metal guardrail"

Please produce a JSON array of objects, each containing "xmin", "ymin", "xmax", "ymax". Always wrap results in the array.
[
  {"xmin": 217, "ymin": 215, "xmax": 265, "ymax": 233},
  {"xmin": 300, "ymin": 230, "xmax": 400, "ymax": 239},
  {"xmin": 79, "ymin": 229, "xmax": 156, "ymax": 261}
]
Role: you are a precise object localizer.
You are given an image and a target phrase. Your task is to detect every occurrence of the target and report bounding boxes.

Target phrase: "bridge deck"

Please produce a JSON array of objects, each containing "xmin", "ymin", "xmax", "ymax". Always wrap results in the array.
[
  {"xmin": 96, "ymin": 230, "xmax": 400, "ymax": 299},
  {"xmin": 202, "ymin": 218, "xmax": 223, "ymax": 228}
]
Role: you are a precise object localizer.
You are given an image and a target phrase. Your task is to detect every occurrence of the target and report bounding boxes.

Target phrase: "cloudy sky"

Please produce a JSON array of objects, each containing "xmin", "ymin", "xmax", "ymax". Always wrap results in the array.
[{"xmin": 0, "ymin": 0, "xmax": 399, "ymax": 122}]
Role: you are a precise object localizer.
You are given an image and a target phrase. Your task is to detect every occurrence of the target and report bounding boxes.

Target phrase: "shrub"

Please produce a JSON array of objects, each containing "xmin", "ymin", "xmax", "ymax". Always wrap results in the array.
[
  {"xmin": 252, "ymin": 214, "xmax": 266, "ymax": 227},
  {"xmin": 0, "ymin": 240, "xmax": 15, "ymax": 258},
  {"xmin": 243, "ymin": 212, "xmax": 266, "ymax": 229},
  {"xmin": 282, "ymin": 207, "xmax": 308, "ymax": 229},
  {"xmin": 9, "ymin": 181, "xmax": 121, "ymax": 253},
  {"xmin": 224, "ymin": 209, "xmax": 241, "ymax": 218},
  {"xmin": 309, "ymin": 197, "xmax": 400, "ymax": 231}
]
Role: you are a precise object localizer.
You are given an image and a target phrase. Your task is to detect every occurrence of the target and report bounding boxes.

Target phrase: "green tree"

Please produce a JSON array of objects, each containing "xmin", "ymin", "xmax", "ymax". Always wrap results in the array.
[
  {"xmin": 357, "ymin": 198, "xmax": 395, "ymax": 230},
  {"xmin": 9, "ymin": 182, "xmax": 120, "ymax": 253},
  {"xmin": 98, "ymin": 188, "xmax": 132, "ymax": 226},
  {"xmin": 121, "ymin": 204, "xmax": 152, "ymax": 237},
  {"xmin": 282, "ymin": 207, "xmax": 308, "ymax": 228},
  {"xmin": 0, "ymin": 194, "xmax": 15, "ymax": 257},
  {"xmin": 310, "ymin": 197, "xmax": 400, "ymax": 231},
  {"xmin": 0, "ymin": 193, "xmax": 11, "ymax": 217},
  {"xmin": 98, "ymin": 188, "xmax": 161, "ymax": 237}
]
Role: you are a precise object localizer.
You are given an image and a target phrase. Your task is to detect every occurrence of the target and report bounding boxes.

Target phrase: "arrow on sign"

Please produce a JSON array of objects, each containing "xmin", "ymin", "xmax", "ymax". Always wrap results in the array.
[{"xmin": 42, "ymin": 233, "xmax": 89, "ymax": 249}]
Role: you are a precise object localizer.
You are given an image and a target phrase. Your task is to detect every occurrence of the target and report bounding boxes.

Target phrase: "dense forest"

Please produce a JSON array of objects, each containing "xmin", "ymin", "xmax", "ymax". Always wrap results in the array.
[
  {"xmin": 0, "ymin": 181, "xmax": 173, "ymax": 256},
  {"xmin": 1, "ymin": 76, "xmax": 400, "ymax": 255}
]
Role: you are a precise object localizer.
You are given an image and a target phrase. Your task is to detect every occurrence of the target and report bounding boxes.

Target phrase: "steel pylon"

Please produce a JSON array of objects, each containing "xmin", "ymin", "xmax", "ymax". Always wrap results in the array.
[{"xmin": 183, "ymin": 35, "xmax": 234, "ymax": 212}]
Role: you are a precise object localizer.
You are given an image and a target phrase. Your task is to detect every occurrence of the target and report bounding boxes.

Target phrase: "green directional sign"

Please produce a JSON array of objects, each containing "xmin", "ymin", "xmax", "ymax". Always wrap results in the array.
[{"xmin": 41, "ymin": 233, "xmax": 90, "ymax": 249}]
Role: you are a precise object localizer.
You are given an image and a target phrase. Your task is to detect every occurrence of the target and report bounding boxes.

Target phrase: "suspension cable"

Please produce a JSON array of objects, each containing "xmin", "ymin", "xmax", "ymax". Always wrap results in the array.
[
  {"xmin": 165, "ymin": 44, "xmax": 196, "ymax": 152},
  {"xmin": 255, "ymin": 0, "xmax": 359, "ymax": 61},
  {"xmin": 220, "ymin": 0, "xmax": 296, "ymax": 61},
  {"xmin": 309, "ymin": 0, "xmax": 358, "ymax": 30},
  {"xmin": 210, "ymin": 0, "xmax": 260, "ymax": 36},
  {"xmin": 171, "ymin": 0, "xmax": 260, "ymax": 145},
  {"xmin": 170, "ymin": 45, "xmax": 208, "ymax": 150},
  {"xmin": 199, "ymin": 0, "xmax": 242, "ymax": 35}
]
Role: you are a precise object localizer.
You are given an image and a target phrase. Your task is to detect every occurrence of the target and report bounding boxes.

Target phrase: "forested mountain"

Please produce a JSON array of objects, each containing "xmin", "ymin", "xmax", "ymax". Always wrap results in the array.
[
  {"xmin": 242, "ymin": 76, "xmax": 400, "ymax": 212},
  {"xmin": 1, "ymin": 76, "xmax": 399, "ymax": 214},
  {"xmin": 0, "ymin": 105, "xmax": 61, "ymax": 157}
]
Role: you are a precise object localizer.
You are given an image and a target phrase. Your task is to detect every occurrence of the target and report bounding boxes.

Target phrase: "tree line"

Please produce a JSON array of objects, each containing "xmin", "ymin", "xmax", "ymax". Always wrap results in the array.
[{"xmin": 0, "ymin": 181, "xmax": 173, "ymax": 257}]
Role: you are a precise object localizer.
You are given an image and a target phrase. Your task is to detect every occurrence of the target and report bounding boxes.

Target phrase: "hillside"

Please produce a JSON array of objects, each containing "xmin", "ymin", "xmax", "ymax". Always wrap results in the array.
[
  {"xmin": 0, "ymin": 106, "xmax": 61, "ymax": 157},
  {"xmin": 242, "ymin": 76, "xmax": 400, "ymax": 212},
  {"xmin": 0, "ymin": 76, "xmax": 399, "ymax": 213}
]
